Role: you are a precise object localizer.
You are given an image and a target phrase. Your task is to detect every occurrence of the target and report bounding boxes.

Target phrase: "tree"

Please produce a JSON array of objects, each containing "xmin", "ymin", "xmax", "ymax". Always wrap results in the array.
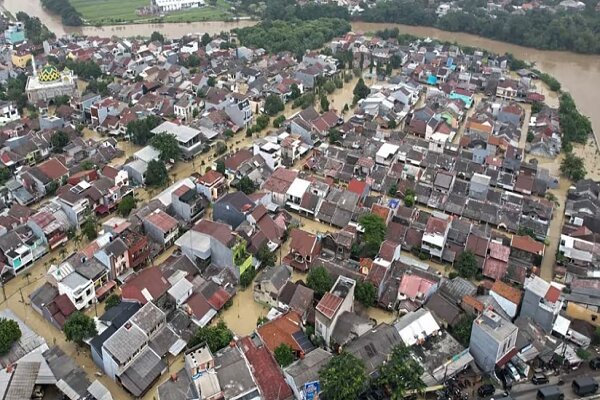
[
  {"xmin": 82, "ymin": 217, "xmax": 98, "ymax": 241},
  {"xmin": 290, "ymin": 83, "xmax": 301, "ymax": 100},
  {"xmin": 224, "ymin": 129, "xmax": 234, "ymax": 139},
  {"xmin": 328, "ymin": 128, "xmax": 342, "ymax": 144},
  {"xmin": 216, "ymin": 160, "xmax": 226, "ymax": 174},
  {"xmin": 127, "ymin": 115, "xmax": 163, "ymax": 146},
  {"xmin": 51, "ymin": 131, "xmax": 69, "ymax": 152},
  {"xmin": 320, "ymin": 94, "xmax": 330, "ymax": 112},
  {"xmin": 255, "ymin": 115, "xmax": 270, "ymax": 131},
  {"xmin": 0, "ymin": 318, "xmax": 21, "ymax": 355},
  {"xmin": 118, "ymin": 195, "xmax": 136, "ymax": 217},
  {"xmin": 274, "ymin": 343, "xmax": 295, "ymax": 367},
  {"xmin": 257, "ymin": 244, "xmax": 277, "ymax": 267},
  {"xmin": 359, "ymin": 213, "xmax": 387, "ymax": 250},
  {"xmin": 146, "ymin": 160, "xmax": 169, "ymax": 187},
  {"xmin": 388, "ymin": 183, "xmax": 398, "ymax": 197},
  {"xmin": 264, "ymin": 94, "xmax": 284, "ymax": 116},
  {"xmin": 151, "ymin": 133, "xmax": 182, "ymax": 162},
  {"xmin": 323, "ymin": 80, "xmax": 336, "ymax": 94},
  {"xmin": 355, "ymin": 281, "xmax": 377, "ymax": 307},
  {"xmin": 207, "ymin": 76, "xmax": 217, "ymax": 87},
  {"xmin": 353, "ymin": 78, "xmax": 370, "ymax": 104},
  {"xmin": 104, "ymin": 294, "xmax": 121, "ymax": 310},
  {"xmin": 451, "ymin": 315, "xmax": 474, "ymax": 347},
  {"xmin": 307, "ymin": 265, "xmax": 333, "ymax": 298},
  {"xmin": 560, "ymin": 152, "xmax": 586, "ymax": 182},
  {"xmin": 80, "ymin": 160, "xmax": 95, "ymax": 171},
  {"xmin": 63, "ymin": 311, "xmax": 97, "ymax": 345},
  {"xmin": 188, "ymin": 320, "xmax": 233, "ymax": 352},
  {"xmin": 376, "ymin": 345, "xmax": 425, "ymax": 399},
  {"xmin": 404, "ymin": 188, "xmax": 415, "ymax": 207},
  {"xmin": 240, "ymin": 266, "xmax": 257, "ymax": 288},
  {"xmin": 53, "ymin": 95, "xmax": 70, "ymax": 107},
  {"xmin": 273, "ymin": 115, "xmax": 286, "ymax": 128},
  {"xmin": 455, "ymin": 250, "xmax": 478, "ymax": 279},
  {"xmin": 201, "ymin": 33, "xmax": 211, "ymax": 47},
  {"xmin": 150, "ymin": 31, "xmax": 165, "ymax": 43},
  {"xmin": 0, "ymin": 168, "xmax": 11, "ymax": 185},
  {"xmin": 238, "ymin": 176, "xmax": 257, "ymax": 195},
  {"xmin": 320, "ymin": 352, "xmax": 366, "ymax": 400}
]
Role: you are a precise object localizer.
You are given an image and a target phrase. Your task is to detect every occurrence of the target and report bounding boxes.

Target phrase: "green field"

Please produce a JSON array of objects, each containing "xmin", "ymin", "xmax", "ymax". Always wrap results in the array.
[{"xmin": 68, "ymin": 0, "xmax": 235, "ymax": 24}]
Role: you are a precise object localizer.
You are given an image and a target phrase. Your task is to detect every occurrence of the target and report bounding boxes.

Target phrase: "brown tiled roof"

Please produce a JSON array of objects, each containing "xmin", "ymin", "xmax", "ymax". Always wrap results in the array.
[
  {"xmin": 491, "ymin": 280, "xmax": 523, "ymax": 305},
  {"xmin": 145, "ymin": 210, "xmax": 178, "ymax": 233},
  {"xmin": 462, "ymin": 295, "xmax": 484, "ymax": 313},
  {"xmin": 121, "ymin": 266, "xmax": 170, "ymax": 304},
  {"xmin": 198, "ymin": 169, "xmax": 224, "ymax": 186},
  {"xmin": 466, "ymin": 234, "xmax": 489, "ymax": 258},
  {"xmin": 379, "ymin": 240, "xmax": 398, "ymax": 262},
  {"xmin": 316, "ymin": 292, "xmax": 343, "ymax": 319},
  {"xmin": 511, "ymin": 235, "xmax": 544, "ymax": 255},
  {"xmin": 193, "ymin": 219, "xmax": 235, "ymax": 247},
  {"xmin": 37, "ymin": 158, "xmax": 68, "ymax": 180},
  {"xmin": 289, "ymin": 228, "xmax": 317, "ymax": 257},
  {"xmin": 257, "ymin": 311, "xmax": 303, "ymax": 353},
  {"xmin": 223, "ymin": 149, "xmax": 253, "ymax": 171},
  {"xmin": 425, "ymin": 216, "xmax": 449, "ymax": 235}
]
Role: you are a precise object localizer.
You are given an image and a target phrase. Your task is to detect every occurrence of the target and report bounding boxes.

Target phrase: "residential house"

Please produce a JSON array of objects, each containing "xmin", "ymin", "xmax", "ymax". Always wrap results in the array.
[
  {"xmin": 283, "ymin": 348, "xmax": 332, "ymax": 400},
  {"xmin": 345, "ymin": 323, "xmax": 402, "ymax": 376},
  {"xmin": 94, "ymin": 237, "xmax": 131, "ymax": 282},
  {"xmin": 213, "ymin": 191, "xmax": 255, "ymax": 229},
  {"xmin": 315, "ymin": 276, "xmax": 356, "ymax": 346},
  {"xmin": 120, "ymin": 266, "xmax": 171, "ymax": 305},
  {"xmin": 143, "ymin": 209, "xmax": 180, "ymax": 246},
  {"xmin": 284, "ymin": 228, "xmax": 321, "ymax": 271},
  {"xmin": 253, "ymin": 264, "xmax": 292, "ymax": 307},
  {"xmin": 469, "ymin": 309, "xmax": 518, "ymax": 373},
  {"xmin": 489, "ymin": 280, "xmax": 522, "ymax": 319},
  {"xmin": 171, "ymin": 184, "xmax": 205, "ymax": 223},
  {"xmin": 520, "ymin": 275, "xmax": 563, "ymax": 333},
  {"xmin": 48, "ymin": 262, "xmax": 96, "ymax": 311},
  {"xmin": 196, "ymin": 169, "xmax": 227, "ymax": 202},
  {"xmin": 422, "ymin": 214, "xmax": 451, "ymax": 259}
]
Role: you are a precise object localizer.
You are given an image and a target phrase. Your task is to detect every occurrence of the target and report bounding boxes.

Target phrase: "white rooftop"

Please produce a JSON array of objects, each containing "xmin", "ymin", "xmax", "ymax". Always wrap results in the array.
[
  {"xmin": 286, "ymin": 178, "xmax": 311, "ymax": 199},
  {"xmin": 151, "ymin": 121, "xmax": 202, "ymax": 143},
  {"xmin": 376, "ymin": 142, "xmax": 400, "ymax": 158},
  {"xmin": 134, "ymin": 146, "xmax": 160, "ymax": 163}
]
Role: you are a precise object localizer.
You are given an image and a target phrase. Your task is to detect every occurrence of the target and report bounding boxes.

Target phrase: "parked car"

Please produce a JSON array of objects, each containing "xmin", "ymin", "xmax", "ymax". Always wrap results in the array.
[
  {"xmin": 478, "ymin": 384, "xmax": 496, "ymax": 397},
  {"xmin": 532, "ymin": 374, "xmax": 549, "ymax": 385},
  {"xmin": 537, "ymin": 386, "xmax": 564, "ymax": 400},
  {"xmin": 572, "ymin": 377, "xmax": 599, "ymax": 396},
  {"xmin": 507, "ymin": 363, "xmax": 521, "ymax": 381},
  {"xmin": 589, "ymin": 357, "xmax": 600, "ymax": 370}
]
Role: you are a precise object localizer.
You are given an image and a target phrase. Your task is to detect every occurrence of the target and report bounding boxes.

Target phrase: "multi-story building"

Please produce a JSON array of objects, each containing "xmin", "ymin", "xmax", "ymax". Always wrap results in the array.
[
  {"xmin": 315, "ymin": 276, "xmax": 356, "ymax": 345},
  {"xmin": 469, "ymin": 309, "xmax": 518, "ymax": 373}
]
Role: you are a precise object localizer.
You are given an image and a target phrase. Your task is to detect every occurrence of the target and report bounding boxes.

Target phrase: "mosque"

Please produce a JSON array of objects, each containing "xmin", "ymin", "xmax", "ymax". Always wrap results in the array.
[{"xmin": 25, "ymin": 57, "xmax": 77, "ymax": 103}]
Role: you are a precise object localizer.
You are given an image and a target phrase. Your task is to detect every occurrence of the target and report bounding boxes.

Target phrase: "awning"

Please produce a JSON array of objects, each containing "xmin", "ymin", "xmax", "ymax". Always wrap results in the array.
[
  {"xmin": 95, "ymin": 281, "xmax": 116, "ymax": 298},
  {"xmin": 496, "ymin": 347, "xmax": 519, "ymax": 368}
]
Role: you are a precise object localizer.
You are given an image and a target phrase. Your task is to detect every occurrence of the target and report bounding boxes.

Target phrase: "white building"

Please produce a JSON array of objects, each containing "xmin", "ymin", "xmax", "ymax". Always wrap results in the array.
[
  {"xmin": 49, "ymin": 262, "xmax": 95, "ymax": 310},
  {"xmin": 153, "ymin": 0, "xmax": 205, "ymax": 11},
  {"xmin": 315, "ymin": 276, "xmax": 356, "ymax": 345},
  {"xmin": 286, "ymin": 178, "xmax": 311, "ymax": 211},
  {"xmin": 394, "ymin": 309, "xmax": 440, "ymax": 346},
  {"xmin": 422, "ymin": 214, "xmax": 450, "ymax": 259},
  {"xmin": 375, "ymin": 142, "xmax": 399, "ymax": 166},
  {"xmin": 151, "ymin": 121, "xmax": 216, "ymax": 159},
  {"xmin": 0, "ymin": 101, "xmax": 20, "ymax": 125},
  {"xmin": 253, "ymin": 139, "xmax": 282, "ymax": 170}
]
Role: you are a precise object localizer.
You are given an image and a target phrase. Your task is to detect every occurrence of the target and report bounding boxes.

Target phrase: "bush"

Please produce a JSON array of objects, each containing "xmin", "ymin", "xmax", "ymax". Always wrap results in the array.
[
  {"xmin": 274, "ymin": 344, "xmax": 295, "ymax": 367},
  {"xmin": 240, "ymin": 266, "xmax": 257, "ymax": 288},
  {"xmin": 0, "ymin": 318, "xmax": 21, "ymax": 355}
]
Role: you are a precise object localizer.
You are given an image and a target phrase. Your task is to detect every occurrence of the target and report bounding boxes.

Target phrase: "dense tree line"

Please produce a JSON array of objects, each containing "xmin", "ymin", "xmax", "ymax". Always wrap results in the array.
[
  {"xmin": 559, "ymin": 92, "xmax": 592, "ymax": 146},
  {"xmin": 361, "ymin": 0, "xmax": 600, "ymax": 54},
  {"xmin": 234, "ymin": 18, "xmax": 351, "ymax": 57},
  {"xmin": 41, "ymin": 0, "xmax": 82, "ymax": 26},
  {"xmin": 15, "ymin": 13, "xmax": 55, "ymax": 44}
]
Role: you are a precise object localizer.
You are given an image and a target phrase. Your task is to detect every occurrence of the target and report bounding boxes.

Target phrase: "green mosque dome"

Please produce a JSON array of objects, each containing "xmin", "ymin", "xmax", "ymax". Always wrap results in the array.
[{"xmin": 38, "ymin": 64, "xmax": 61, "ymax": 82}]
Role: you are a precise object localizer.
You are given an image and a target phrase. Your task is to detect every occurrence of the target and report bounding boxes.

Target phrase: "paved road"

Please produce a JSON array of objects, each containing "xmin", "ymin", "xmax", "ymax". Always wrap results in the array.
[{"xmin": 508, "ymin": 366, "xmax": 600, "ymax": 400}]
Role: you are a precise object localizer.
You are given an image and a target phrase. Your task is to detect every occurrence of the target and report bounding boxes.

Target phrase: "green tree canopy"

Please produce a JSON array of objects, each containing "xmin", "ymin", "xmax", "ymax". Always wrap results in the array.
[
  {"xmin": 353, "ymin": 78, "xmax": 370, "ymax": 104},
  {"xmin": 274, "ymin": 343, "xmax": 295, "ymax": 367},
  {"xmin": 0, "ymin": 318, "xmax": 21, "ymax": 355},
  {"xmin": 82, "ymin": 217, "xmax": 98, "ymax": 241},
  {"xmin": 320, "ymin": 352, "xmax": 366, "ymax": 400},
  {"xmin": 455, "ymin": 250, "xmax": 478, "ymax": 279},
  {"xmin": 306, "ymin": 265, "xmax": 333, "ymax": 298},
  {"xmin": 151, "ymin": 133, "xmax": 182, "ymax": 162},
  {"xmin": 264, "ymin": 94, "xmax": 285, "ymax": 116},
  {"xmin": 150, "ymin": 31, "xmax": 165, "ymax": 43},
  {"xmin": 188, "ymin": 320, "xmax": 233, "ymax": 352},
  {"xmin": 376, "ymin": 345, "xmax": 425, "ymax": 399},
  {"xmin": 451, "ymin": 315, "xmax": 474, "ymax": 347},
  {"xmin": 51, "ymin": 131, "xmax": 69, "ymax": 153},
  {"xmin": 560, "ymin": 152, "xmax": 586, "ymax": 182},
  {"xmin": 63, "ymin": 312, "xmax": 97, "ymax": 344},
  {"xmin": 104, "ymin": 294, "xmax": 121, "ymax": 310},
  {"xmin": 127, "ymin": 115, "xmax": 163, "ymax": 146},
  {"xmin": 320, "ymin": 94, "xmax": 330, "ymax": 112},
  {"xmin": 359, "ymin": 213, "xmax": 387, "ymax": 250},
  {"xmin": 0, "ymin": 168, "xmax": 11, "ymax": 185},
  {"xmin": 118, "ymin": 195, "xmax": 136, "ymax": 217},
  {"xmin": 257, "ymin": 244, "xmax": 277, "ymax": 267},
  {"xmin": 355, "ymin": 281, "xmax": 377, "ymax": 307},
  {"xmin": 146, "ymin": 160, "xmax": 169, "ymax": 187},
  {"xmin": 237, "ymin": 176, "xmax": 257, "ymax": 195}
]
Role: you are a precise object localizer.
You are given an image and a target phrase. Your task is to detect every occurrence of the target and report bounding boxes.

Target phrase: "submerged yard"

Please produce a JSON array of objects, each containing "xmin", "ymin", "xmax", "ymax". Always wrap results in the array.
[{"xmin": 69, "ymin": 0, "xmax": 235, "ymax": 25}]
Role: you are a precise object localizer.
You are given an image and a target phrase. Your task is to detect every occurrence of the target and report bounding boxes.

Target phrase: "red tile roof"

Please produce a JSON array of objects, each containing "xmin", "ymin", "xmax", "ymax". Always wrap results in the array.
[
  {"xmin": 466, "ymin": 234, "xmax": 489, "ymax": 258},
  {"xmin": 378, "ymin": 240, "xmax": 398, "ymax": 262},
  {"xmin": 37, "ymin": 158, "xmax": 68, "ymax": 180},
  {"xmin": 121, "ymin": 266, "xmax": 170, "ymax": 304},
  {"xmin": 488, "ymin": 241, "xmax": 510, "ymax": 262},
  {"xmin": 347, "ymin": 178, "xmax": 367, "ymax": 196},
  {"xmin": 257, "ymin": 311, "xmax": 303, "ymax": 353},
  {"xmin": 262, "ymin": 167, "xmax": 298, "ymax": 194},
  {"xmin": 145, "ymin": 210, "xmax": 178, "ymax": 234},
  {"xmin": 371, "ymin": 204, "xmax": 391, "ymax": 222},
  {"xmin": 316, "ymin": 293, "xmax": 343, "ymax": 319},
  {"xmin": 482, "ymin": 258, "xmax": 508, "ymax": 281},
  {"xmin": 198, "ymin": 169, "xmax": 224, "ymax": 186},
  {"xmin": 545, "ymin": 285, "xmax": 561, "ymax": 303},
  {"xmin": 399, "ymin": 274, "xmax": 435, "ymax": 299},
  {"xmin": 511, "ymin": 235, "xmax": 544, "ymax": 255},
  {"xmin": 425, "ymin": 216, "xmax": 449, "ymax": 235},
  {"xmin": 173, "ymin": 184, "xmax": 192, "ymax": 197},
  {"xmin": 224, "ymin": 149, "xmax": 253, "ymax": 171},
  {"xmin": 193, "ymin": 219, "xmax": 235, "ymax": 247},
  {"xmin": 491, "ymin": 281, "xmax": 523, "ymax": 305},
  {"xmin": 289, "ymin": 229, "xmax": 317, "ymax": 257},
  {"xmin": 462, "ymin": 295, "xmax": 484, "ymax": 313},
  {"xmin": 185, "ymin": 292, "xmax": 214, "ymax": 319},
  {"xmin": 238, "ymin": 336, "xmax": 293, "ymax": 400}
]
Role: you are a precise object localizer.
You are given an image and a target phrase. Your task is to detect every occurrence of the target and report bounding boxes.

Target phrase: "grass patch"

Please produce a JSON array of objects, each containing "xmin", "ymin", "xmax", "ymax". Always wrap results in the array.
[{"xmin": 68, "ymin": 0, "xmax": 236, "ymax": 24}]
